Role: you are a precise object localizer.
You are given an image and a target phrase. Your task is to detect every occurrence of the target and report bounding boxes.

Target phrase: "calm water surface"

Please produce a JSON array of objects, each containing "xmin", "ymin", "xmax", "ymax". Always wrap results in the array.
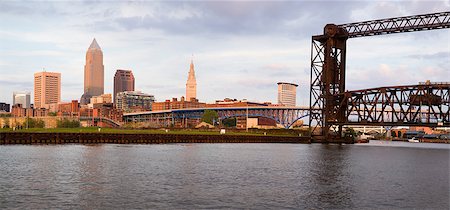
[{"xmin": 0, "ymin": 141, "xmax": 449, "ymax": 209}]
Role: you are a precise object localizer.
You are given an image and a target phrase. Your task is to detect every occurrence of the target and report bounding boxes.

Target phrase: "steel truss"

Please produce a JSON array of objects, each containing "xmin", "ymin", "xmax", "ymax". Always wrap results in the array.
[
  {"xmin": 309, "ymin": 12, "xmax": 450, "ymax": 143},
  {"xmin": 345, "ymin": 84, "xmax": 450, "ymax": 126},
  {"xmin": 339, "ymin": 12, "xmax": 450, "ymax": 38}
]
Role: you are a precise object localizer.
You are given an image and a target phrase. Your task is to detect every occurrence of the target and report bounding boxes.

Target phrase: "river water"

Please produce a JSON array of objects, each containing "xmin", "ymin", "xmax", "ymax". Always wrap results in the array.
[{"xmin": 0, "ymin": 141, "xmax": 448, "ymax": 209}]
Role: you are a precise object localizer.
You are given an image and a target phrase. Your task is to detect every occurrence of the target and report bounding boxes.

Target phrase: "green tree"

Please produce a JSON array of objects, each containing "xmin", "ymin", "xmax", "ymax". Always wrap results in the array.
[
  {"xmin": 344, "ymin": 127, "xmax": 357, "ymax": 140},
  {"xmin": 57, "ymin": 118, "xmax": 80, "ymax": 128},
  {"xmin": 48, "ymin": 112, "xmax": 57, "ymax": 116},
  {"xmin": 222, "ymin": 118, "xmax": 237, "ymax": 127},
  {"xmin": 2, "ymin": 117, "xmax": 10, "ymax": 128},
  {"xmin": 201, "ymin": 110, "xmax": 219, "ymax": 125},
  {"xmin": 23, "ymin": 118, "xmax": 45, "ymax": 128}
]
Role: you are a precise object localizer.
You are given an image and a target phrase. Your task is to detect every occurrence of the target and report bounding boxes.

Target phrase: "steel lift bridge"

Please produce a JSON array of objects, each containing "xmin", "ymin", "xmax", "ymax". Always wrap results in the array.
[{"xmin": 309, "ymin": 12, "xmax": 450, "ymax": 143}]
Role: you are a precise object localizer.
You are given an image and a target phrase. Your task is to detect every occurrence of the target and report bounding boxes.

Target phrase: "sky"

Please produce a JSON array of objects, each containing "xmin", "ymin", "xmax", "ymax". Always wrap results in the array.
[{"xmin": 0, "ymin": 1, "xmax": 449, "ymax": 106}]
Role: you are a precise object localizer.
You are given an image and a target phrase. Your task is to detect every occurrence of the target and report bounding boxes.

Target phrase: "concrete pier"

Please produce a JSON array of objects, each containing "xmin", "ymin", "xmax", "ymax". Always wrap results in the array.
[{"xmin": 0, "ymin": 132, "xmax": 310, "ymax": 145}]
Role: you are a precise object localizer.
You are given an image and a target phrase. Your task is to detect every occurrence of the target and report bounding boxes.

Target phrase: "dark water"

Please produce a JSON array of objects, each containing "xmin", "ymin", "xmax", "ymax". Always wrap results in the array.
[{"xmin": 0, "ymin": 141, "xmax": 449, "ymax": 209}]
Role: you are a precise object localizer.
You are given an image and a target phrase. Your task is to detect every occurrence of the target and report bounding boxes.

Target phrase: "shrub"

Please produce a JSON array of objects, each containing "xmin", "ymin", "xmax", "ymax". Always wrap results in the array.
[
  {"xmin": 22, "ymin": 118, "xmax": 45, "ymax": 128},
  {"xmin": 2, "ymin": 117, "xmax": 10, "ymax": 128},
  {"xmin": 57, "ymin": 118, "xmax": 80, "ymax": 128}
]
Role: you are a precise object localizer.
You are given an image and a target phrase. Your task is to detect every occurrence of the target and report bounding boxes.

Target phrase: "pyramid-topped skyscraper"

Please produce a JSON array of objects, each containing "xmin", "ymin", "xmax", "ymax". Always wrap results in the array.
[
  {"xmin": 81, "ymin": 38, "xmax": 104, "ymax": 105},
  {"xmin": 186, "ymin": 59, "xmax": 197, "ymax": 101}
]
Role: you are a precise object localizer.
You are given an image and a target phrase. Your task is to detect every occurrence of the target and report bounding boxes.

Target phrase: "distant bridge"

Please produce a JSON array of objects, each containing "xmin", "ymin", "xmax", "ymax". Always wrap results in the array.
[
  {"xmin": 123, "ymin": 106, "xmax": 311, "ymax": 129},
  {"xmin": 345, "ymin": 84, "xmax": 449, "ymax": 127}
]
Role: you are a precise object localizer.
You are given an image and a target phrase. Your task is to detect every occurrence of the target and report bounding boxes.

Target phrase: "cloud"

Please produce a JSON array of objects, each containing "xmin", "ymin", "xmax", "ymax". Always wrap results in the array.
[
  {"xmin": 408, "ymin": 51, "xmax": 450, "ymax": 60},
  {"xmin": 350, "ymin": 1, "xmax": 449, "ymax": 21},
  {"xmin": 0, "ymin": 1, "xmax": 448, "ymax": 106},
  {"xmin": 347, "ymin": 62, "xmax": 449, "ymax": 91},
  {"xmin": 80, "ymin": 1, "xmax": 366, "ymax": 38}
]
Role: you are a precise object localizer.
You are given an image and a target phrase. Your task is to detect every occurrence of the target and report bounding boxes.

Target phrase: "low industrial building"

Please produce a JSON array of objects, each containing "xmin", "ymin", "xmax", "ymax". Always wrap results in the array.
[{"xmin": 152, "ymin": 97, "xmax": 205, "ymax": 111}]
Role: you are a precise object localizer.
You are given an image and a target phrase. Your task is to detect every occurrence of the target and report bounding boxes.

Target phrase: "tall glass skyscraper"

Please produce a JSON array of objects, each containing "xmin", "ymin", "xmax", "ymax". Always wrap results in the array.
[{"xmin": 81, "ymin": 38, "xmax": 104, "ymax": 105}]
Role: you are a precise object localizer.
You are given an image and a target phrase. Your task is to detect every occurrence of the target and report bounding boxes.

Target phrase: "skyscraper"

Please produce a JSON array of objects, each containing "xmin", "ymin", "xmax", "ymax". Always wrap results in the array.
[
  {"xmin": 34, "ymin": 71, "xmax": 61, "ymax": 108},
  {"xmin": 277, "ymin": 82, "xmax": 298, "ymax": 106},
  {"xmin": 13, "ymin": 92, "xmax": 31, "ymax": 108},
  {"xmin": 186, "ymin": 59, "xmax": 197, "ymax": 100},
  {"xmin": 114, "ymin": 69, "xmax": 135, "ymax": 104},
  {"xmin": 81, "ymin": 38, "xmax": 104, "ymax": 105}
]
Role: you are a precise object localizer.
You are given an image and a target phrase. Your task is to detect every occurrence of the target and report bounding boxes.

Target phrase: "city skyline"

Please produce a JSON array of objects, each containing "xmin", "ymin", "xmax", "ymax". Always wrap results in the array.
[{"xmin": 0, "ymin": 1, "xmax": 449, "ymax": 106}]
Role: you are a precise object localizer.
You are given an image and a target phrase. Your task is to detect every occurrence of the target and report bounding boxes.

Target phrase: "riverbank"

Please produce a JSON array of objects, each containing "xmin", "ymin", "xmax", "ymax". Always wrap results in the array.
[
  {"xmin": 0, "ymin": 127, "xmax": 309, "ymax": 136},
  {"xmin": 376, "ymin": 138, "xmax": 450, "ymax": 144},
  {"xmin": 0, "ymin": 131, "xmax": 310, "ymax": 145}
]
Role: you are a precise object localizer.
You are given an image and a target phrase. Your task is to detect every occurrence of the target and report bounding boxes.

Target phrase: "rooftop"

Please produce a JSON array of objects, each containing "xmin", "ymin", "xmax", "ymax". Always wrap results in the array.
[{"xmin": 88, "ymin": 38, "xmax": 101, "ymax": 50}]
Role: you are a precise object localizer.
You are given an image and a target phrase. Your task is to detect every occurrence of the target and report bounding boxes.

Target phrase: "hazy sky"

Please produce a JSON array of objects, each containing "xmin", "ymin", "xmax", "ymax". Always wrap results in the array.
[{"xmin": 0, "ymin": 1, "xmax": 449, "ymax": 106}]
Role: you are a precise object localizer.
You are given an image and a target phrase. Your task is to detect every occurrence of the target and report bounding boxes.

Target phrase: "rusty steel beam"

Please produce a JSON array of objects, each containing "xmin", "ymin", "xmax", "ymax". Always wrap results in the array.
[
  {"xmin": 345, "ymin": 84, "xmax": 450, "ymax": 127},
  {"xmin": 309, "ymin": 12, "xmax": 450, "ymax": 143},
  {"xmin": 309, "ymin": 24, "xmax": 348, "ymax": 143},
  {"xmin": 339, "ymin": 12, "xmax": 450, "ymax": 38}
]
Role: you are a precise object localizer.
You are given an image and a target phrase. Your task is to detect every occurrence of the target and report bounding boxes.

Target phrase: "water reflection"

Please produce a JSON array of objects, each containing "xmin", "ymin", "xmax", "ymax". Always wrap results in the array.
[
  {"xmin": 0, "ymin": 143, "xmax": 448, "ymax": 209},
  {"xmin": 302, "ymin": 144, "xmax": 355, "ymax": 209}
]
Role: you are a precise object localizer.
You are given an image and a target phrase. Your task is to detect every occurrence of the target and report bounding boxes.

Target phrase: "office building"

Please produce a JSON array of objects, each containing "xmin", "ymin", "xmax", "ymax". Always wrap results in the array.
[
  {"xmin": 11, "ymin": 104, "xmax": 33, "ymax": 117},
  {"xmin": 277, "ymin": 82, "xmax": 298, "ymax": 106},
  {"xmin": 114, "ymin": 69, "xmax": 135, "ymax": 103},
  {"xmin": 90, "ymin": 94, "xmax": 112, "ymax": 104},
  {"xmin": 115, "ymin": 91, "xmax": 155, "ymax": 113},
  {"xmin": 57, "ymin": 100, "xmax": 80, "ymax": 117},
  {"xmin": 34, "ymin": 71, "xmax": 61, "ymax": 108},
  {"xmin": 13, "ymin": 92, "xmax": 31, "ymax": 108},
  {"xmin": 81, "ymin": 38, "xmax": 104, "ymax": 105},
  {"xmin": 186, "ymin": 59, "xmax": 197, "ymax": 100},
  {"xmin": 88, "ymin": 94, "xmax": 112, "ymax": 109}
]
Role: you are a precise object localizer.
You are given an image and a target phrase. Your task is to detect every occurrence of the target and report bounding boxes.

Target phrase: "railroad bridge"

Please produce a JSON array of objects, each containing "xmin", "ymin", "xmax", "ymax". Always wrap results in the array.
[{"xmin": 309, "ymin": 12, "xmax": 450, "ymax": 142}]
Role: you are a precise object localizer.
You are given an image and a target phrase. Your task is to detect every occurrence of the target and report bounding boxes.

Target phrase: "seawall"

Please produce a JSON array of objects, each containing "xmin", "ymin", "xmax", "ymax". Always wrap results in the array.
[{"xmin": 0, "ymin": 132, "xmax": 310, "ymax": 145}]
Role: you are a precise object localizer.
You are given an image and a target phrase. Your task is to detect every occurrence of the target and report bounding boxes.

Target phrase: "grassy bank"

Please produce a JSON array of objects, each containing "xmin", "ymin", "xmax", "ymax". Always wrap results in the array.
[{"xmin": 0, "ymin": 127, "xmax": 305, "ymax": 137}]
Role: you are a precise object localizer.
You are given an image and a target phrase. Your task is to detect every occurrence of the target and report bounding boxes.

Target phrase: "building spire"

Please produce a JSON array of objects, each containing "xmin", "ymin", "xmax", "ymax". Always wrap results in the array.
[
  {"xmin": 186, "ymin": 56, "xmax": 197, "ymax": 100},
  {"xmin": 188, "ymin": 57, "xmax": 196, "ymax": 80},
  {"xmin": 190, "ymin": 53, "xmax": 194, "ymax": 69},
  {"xmin": 89, "ymin": 38, "xmax": 101, "ymax": 50}
]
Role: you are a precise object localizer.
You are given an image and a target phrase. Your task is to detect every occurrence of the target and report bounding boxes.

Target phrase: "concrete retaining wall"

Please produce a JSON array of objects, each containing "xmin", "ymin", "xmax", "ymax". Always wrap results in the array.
[{"xmin": 0, "ymin": 132, "xmax": 310, "ymax": 145}]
